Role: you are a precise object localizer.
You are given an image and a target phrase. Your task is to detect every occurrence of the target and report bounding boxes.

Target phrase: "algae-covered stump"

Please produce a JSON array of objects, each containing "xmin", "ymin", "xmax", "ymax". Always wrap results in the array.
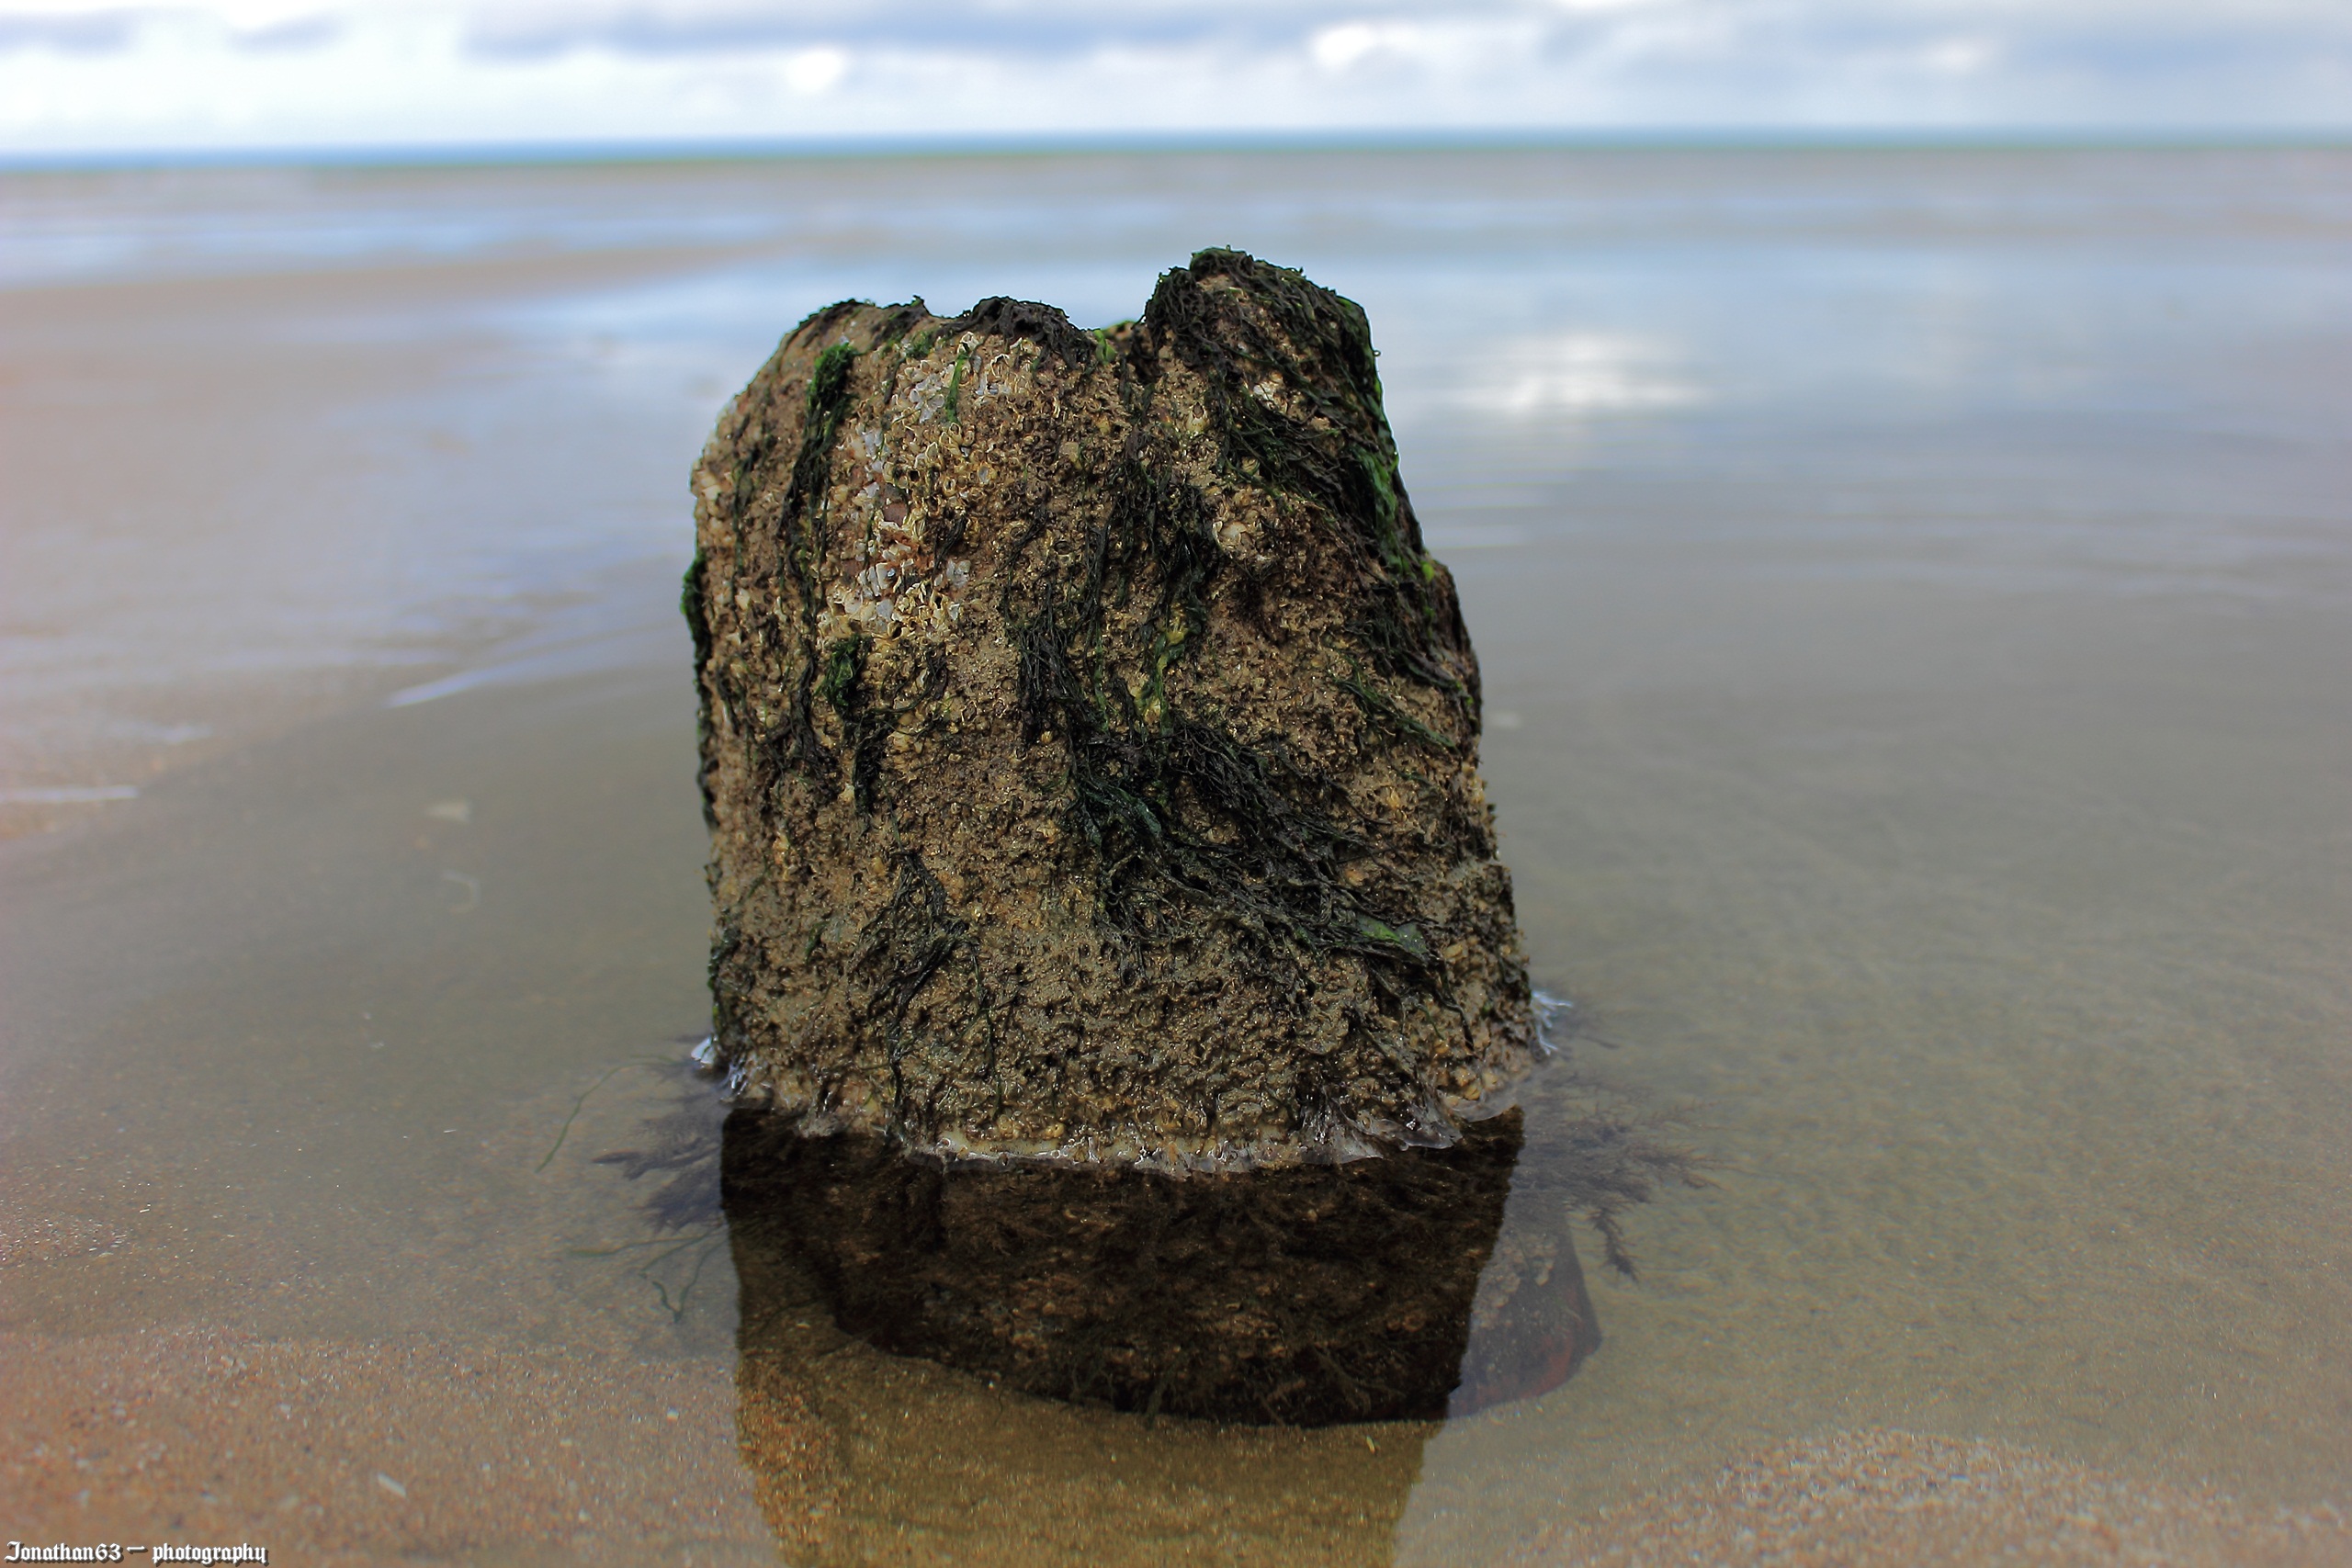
[
  {"xmin": 687, "ymin": 250, "xmax": 1539, "ymax": 1167},
  {"xmin": 686, "ymin": 251, "xmax": 1640, "ymax": 1425}
]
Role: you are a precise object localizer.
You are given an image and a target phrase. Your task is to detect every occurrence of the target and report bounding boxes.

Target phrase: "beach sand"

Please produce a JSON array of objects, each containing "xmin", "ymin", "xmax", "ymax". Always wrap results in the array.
[
  {"xmin": 1521, "ymin": 1431, "xmax": 2352, "ymax": 1567},
  {"xmin": 0, "ymin": 1326, "xmax": 779, "ymax": 1565},
  {"xmin": 11, "ymin": 1335, "xmax": 2346, "ymax": 1568},
  {"xmin": 6, "ymin": 149, "xmax": 2351, "ymax": 1563}
]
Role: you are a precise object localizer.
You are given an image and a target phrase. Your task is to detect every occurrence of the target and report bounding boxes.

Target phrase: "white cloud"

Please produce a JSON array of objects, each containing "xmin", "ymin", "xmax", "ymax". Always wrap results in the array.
[
  {"xmin": 0, "ymin": 0, "xmax": 2348, "ymax": 153},
  {"xmin": 0, "ymin": 0, "xmax": 330, "ymax": 29},
  {"xmin": 1308, "ymin": 18, "xmax": 1465, "ymax": 73},
  {"xmin": 780, "ymin": 42, "xmax": 844, "ymax": 94},
  {"xmin": 1918, "ymin": 36, "xmax": 1997, "ymax": 75},
  {"xmin": 210, "ymin": 0, "xmax": 332, "ymax": 28},
  {"xmin": 1310, "ymin": 20, "xmax": 1388, "ymax": 72}
]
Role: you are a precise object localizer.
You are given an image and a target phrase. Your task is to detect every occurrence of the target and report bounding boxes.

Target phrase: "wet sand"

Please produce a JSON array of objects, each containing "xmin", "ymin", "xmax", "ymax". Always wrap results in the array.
[
  {"xmin": 11, "ymin": 1329, "xmax": 2346, "ymax": 1568},
  {"xmin": 5, "ymin": 148, "xmax": 2351, "ymax": 1562},
  {"xmin": 1522, "ymin": 1431, "xmax": 2352, "ymax": 1566},
  {"xmin": 0, "ymin": 1327, "xmax": 777, "ymax": 1565},
  {"xmin": 0, "ymin": 244, "xmax": 735, "ymax": 839}
]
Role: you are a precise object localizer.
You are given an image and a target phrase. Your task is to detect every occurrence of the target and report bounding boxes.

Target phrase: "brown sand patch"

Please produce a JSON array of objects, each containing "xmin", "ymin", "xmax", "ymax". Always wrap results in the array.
[
  {"xmin": 733, "ymin": 1327, "xmax": 1433, "ymax": 1567},
  {"xmin": 1513, "ymin": 1429, "xmax": 2352, "ymax": 1567},
  {"xmin": 0, "ymin": 1326, "xmax": 788, "ymax": 1565}
]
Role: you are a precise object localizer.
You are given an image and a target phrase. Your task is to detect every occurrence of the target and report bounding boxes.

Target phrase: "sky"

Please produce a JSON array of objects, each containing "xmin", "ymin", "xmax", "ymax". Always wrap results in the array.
[{"xmin": 2, "ymin": 0, "xmax": 2349, "ymax": 156}]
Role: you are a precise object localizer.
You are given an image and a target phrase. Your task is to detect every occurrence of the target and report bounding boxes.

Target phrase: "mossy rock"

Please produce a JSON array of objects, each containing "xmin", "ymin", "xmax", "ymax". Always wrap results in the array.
[{"xmin": 687, "ymin": 248, "xmax": 1539, "ymax": 1168}]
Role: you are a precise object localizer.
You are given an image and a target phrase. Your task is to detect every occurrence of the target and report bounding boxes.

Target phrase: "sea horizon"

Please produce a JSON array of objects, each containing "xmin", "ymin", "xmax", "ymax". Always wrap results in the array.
[{"xmin": 9, "ymin": 121, "xmax": 2352, "ymax": 175}]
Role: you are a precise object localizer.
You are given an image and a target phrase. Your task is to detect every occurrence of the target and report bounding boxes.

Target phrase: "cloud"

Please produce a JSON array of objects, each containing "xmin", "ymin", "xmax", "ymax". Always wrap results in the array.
[
  {"xmin": 1310, "ymin": 21, "xmax": 1397, "ymax": 73},
  {"xmin": 1, "ymin": 0, "xmax": 2348, "ymax": 153},
  {"xmin": 778, "ymin": 42, "xmax": 842, "ymax": 94}
]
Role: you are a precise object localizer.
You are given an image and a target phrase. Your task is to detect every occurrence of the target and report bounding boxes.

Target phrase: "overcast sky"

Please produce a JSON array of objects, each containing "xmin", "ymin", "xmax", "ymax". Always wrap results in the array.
[{"xmin": 4, "ymin": 0, "xmax": 2348, "ymax": 155}]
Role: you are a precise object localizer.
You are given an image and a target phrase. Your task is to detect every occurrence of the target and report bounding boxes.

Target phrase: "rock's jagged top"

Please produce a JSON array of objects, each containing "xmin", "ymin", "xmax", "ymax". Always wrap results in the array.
[{"xmin": 687, "ymin": 248, "xmax": 1540, "ymax": 1168}]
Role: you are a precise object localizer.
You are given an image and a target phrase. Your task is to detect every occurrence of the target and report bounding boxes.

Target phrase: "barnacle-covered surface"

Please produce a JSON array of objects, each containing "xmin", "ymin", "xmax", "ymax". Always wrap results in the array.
[{"xmin": 686, "ymin": 250, "xmax": 1538, "ymax": 1166}]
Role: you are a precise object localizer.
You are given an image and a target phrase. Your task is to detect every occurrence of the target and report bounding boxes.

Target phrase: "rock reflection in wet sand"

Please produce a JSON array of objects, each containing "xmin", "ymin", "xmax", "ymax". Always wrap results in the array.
[
  {"xmin": 713, "ymin": 1100, "xmax": 1600, "ymax": 1562},
  {"xmin": 725, "ymin": 1108, "xmax": 1599, "ymax": 1426}
]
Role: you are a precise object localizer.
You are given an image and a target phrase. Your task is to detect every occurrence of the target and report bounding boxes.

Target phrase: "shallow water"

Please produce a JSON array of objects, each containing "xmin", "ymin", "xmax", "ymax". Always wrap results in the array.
[{"xmin": 3, "ymin": 147, "xmax": 2349, "ymax": 1562}]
